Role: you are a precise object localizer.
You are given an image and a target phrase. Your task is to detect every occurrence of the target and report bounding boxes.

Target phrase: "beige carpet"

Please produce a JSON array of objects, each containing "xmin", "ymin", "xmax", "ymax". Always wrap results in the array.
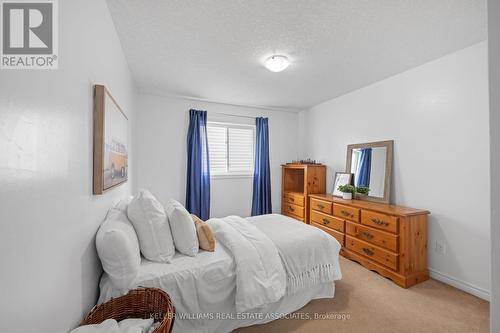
[{"xmin": 235, "ymin": 257, "xmax": 489, "ymax": 333}]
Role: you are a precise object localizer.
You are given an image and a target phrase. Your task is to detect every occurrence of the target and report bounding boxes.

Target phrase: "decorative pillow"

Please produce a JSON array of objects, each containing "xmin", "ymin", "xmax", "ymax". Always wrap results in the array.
[
  {"xmin": 96, "ymin": 209, "xmax": 141, "ymax": 290},
  {"xmin": 127, "ymin": 190, "xmax": 175, "ymax": 262},
  {"xmin": 192, "ymin": 214, "xmax": 215, "ymax": 252},
  {"xmin": 165, "ymin": 200, "xmax": 199, "ymax": 256},
  {"xmin": 113, "ymin": 195, "xmax": 133, "ymax": 213}
]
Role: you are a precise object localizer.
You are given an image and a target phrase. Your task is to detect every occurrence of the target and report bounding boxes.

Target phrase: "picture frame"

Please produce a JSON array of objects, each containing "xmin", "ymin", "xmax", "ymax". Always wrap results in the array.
[
  {"xmin": 332, "ymin": 172, "xmax": 353, "ymax": 197},
  {"xmin": 93, "ymin": 85, "xmax": 129, "ymax": 194}
]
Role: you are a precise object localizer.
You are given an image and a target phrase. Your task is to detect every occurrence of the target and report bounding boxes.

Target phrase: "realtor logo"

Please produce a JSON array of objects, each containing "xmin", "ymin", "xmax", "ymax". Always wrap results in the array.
[{"xmin": 1, "ymin": 0, "xmax": 58, "ymax": 69}]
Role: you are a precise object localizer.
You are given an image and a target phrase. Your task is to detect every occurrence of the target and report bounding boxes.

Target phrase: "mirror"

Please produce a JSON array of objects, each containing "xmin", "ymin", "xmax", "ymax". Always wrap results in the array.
[{"xmin": 345, "ymin": 140, "xmax": 393, "ymax": 203}]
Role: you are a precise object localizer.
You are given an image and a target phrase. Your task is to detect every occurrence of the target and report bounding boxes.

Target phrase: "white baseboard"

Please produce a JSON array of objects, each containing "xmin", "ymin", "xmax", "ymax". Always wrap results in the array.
[{"xmin": 429, "ymin": 268, "xmax": 490, "ymax": 301}]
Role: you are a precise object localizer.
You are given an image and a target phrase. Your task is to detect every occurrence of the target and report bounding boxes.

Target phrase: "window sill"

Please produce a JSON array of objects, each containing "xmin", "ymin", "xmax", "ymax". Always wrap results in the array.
[{"xmin": 211, "ymin": 174, "xmax": 254, "ymax": 180}]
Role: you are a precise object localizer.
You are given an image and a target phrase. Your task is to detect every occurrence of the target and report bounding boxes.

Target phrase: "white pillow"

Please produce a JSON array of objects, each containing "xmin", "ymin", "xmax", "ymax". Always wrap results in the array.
[
  {"xmin": 96, "ymin": 209, "xmax": 141, "ymax": 290},
  {"xmin": 127, "ymin": 190, "xmax": 175, "ymax": 262},
  {"xmin": 70, "ymin": 319, "xmax": 121, "ymax": 333},
  {"xmin": 165, "ymin": 200, "xmax": 199, "ymax": 256},
  {"xmin": 114, "ymin": 195, "xmax": 133, "ymax": 213}
]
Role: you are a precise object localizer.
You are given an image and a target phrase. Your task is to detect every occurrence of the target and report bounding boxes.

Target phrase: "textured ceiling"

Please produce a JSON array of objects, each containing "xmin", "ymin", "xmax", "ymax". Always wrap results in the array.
[{"xmin": 107, "ymin": 0, "xmax": 486, "ymax": 111}]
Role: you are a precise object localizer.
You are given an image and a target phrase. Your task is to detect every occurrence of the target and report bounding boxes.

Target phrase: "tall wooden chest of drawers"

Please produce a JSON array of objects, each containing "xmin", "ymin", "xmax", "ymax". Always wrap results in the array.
[
  {"xmin": 309, "ymin": 194, "xmax": 430, "ymax": 288},
  {"xmin": 281, "ymin": 164, "xmax": 326, "ymax": 223}
]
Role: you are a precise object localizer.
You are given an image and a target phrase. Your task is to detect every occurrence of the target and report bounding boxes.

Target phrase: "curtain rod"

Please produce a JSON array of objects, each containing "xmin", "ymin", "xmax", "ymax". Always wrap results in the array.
[{"xmin": 210, "ymin": 112, "xmax": 259, "ymax": 120}]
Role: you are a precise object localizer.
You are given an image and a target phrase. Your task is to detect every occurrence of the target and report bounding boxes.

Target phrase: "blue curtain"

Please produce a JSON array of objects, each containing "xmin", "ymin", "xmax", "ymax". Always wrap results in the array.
[
  {"xmin": 356, "ymin": 148, "xmax": 372, "ymax": 187},
  {"xmin": 251, "ymin": 118, "xmax": 272, "ymax": 216},
  {"xmin": 185, "ymin": 109, "xmax": 211, "ymax": 220}
]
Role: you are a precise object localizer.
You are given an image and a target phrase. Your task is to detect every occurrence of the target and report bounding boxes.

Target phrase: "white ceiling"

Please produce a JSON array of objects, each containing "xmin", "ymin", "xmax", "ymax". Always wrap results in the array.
[{"xmin": 107, "ymin": 0, "xmax": 486, "ymax": 111}]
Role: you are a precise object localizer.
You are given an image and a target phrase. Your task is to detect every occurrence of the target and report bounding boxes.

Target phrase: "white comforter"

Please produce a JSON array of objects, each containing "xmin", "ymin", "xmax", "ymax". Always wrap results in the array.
[
  {"xmin": 99, "ymin": 214, "xmax": 342, "ymax": 333},
  {"xmin": 248, "ymin": 214, "xmax": 342, "ymax": 294},
  {"xmin": 206, "ymin": 216, "xmax": 286, "ymax": 312},
  {"xmin": 206, "ymin": 214, "xmax": 342, "ymax": 311}
]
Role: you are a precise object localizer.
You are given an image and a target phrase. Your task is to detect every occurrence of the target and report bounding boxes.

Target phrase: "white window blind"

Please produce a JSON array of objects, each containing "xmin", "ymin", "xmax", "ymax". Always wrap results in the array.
[
  {"xmin": 207, "ymin": 125, "xmax": 228, "ymax": 174},
  {"xmin": 207, "ymin": 122, "xmax": 255, "ymax": 176}
]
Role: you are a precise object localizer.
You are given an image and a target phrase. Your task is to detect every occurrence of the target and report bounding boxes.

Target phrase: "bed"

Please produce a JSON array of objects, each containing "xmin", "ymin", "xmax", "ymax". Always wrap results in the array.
[{"xmin": 99, "ymin": 214, "xmax": 342, "ymax": 333}]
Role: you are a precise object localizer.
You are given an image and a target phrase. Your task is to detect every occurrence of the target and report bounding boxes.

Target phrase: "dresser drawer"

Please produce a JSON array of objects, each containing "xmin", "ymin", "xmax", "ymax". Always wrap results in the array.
[
  {"xmin": 310, "ymin": 198, "xmax": 332, "ymax": 214},
  {"xmin": 346, "ymin": 236, "xmax": 398, "ymax": 271},
  {"xmin": 310, "ymin": 210, "xmax": 344, "ymax": 233},
  {"xmin": 333, "ymin": 204, "xmax": 360, "ymax": 222},
  {"xmin": 312, "ymin": 222, "xmax": 344, "ymax": 247},
  {"xmin": 282, "ymin": 202, "xmax": 305, "ymax": 218},
  {"xmin": 283, "ymin": 211, "xmax": 305, "ymax": 222},
  {"xmin": 283, "ymin": 192, "xmax": 305, "ymax": 206},
  {"xmin": 345, "ymin": 222, "xmax": 398, "ymax": 252},
  {"xmin": 361, "ymin": 210, "xmax": 399, "ymax": 233}
]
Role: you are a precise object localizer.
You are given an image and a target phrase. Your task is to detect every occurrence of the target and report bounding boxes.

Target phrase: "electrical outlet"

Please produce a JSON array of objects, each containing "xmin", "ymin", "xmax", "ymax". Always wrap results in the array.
[{"xmin": 434, "ymin": 240, "xmax": 446, "ymax": 255}]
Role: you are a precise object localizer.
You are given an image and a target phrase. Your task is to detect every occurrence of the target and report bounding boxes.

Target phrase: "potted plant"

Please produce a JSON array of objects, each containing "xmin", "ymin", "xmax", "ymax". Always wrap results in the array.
[
  {"xmin": 337, "ymin": 184, "xmax": 355, "ymax": 200},
  {"xmin": 355, "ymin": 186, "xmax": 370, "ymax": 198}
]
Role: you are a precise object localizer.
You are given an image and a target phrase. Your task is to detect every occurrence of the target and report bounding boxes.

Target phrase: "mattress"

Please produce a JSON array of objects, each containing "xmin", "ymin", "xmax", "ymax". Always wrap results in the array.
[{"xmin": 99, "ymin": 215, "xmax": 337, "ymax": 333}]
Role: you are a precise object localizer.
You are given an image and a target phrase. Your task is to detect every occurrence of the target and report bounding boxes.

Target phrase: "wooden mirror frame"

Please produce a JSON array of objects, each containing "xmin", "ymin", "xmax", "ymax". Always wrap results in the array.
[{"xmin": 345, "ymin": 140, "xmax": 394, "ymax": 203}]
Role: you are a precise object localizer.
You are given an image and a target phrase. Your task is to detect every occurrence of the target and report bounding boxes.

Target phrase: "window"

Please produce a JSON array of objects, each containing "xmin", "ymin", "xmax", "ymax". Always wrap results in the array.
[{"xmin": 206, "ymin": 122, "xmax": 255, "ymax": 177}]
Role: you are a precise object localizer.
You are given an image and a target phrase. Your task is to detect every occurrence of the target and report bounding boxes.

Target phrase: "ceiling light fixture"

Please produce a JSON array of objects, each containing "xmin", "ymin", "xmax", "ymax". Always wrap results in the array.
[{"xmin": 264, "ymin": 55, "xmax": 290, "ymax": 72}]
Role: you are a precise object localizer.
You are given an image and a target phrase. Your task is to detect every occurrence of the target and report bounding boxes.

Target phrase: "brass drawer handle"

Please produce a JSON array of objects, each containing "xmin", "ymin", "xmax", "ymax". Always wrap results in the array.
[
  {"xmin": 371, "ymin": 218, "xmax": 388, "ymax": 226},
  {"xmin": 361, "ymin": 231, "xmax": 373, "ymax": 239},
  {"xmin": 289, "ymin": 197, "xmax": 295, "ymax": 202},
  {"xmin": 322, "ymin": 218, "xmax": 329, "ymax": 225},
  {"xmin": 289, "ymin": 206, "xmax": 294, "ymax": 212},
  {"xmin": 362, "ymin": 248, "xmax": 374, "ymax": 256},
  {"xmin": 317, "ymin": 204, "xmax": 324, "ymax": 209},
  {"xmin": 341, "ymin": 210, "xmax": 351, "ymax": 217}
]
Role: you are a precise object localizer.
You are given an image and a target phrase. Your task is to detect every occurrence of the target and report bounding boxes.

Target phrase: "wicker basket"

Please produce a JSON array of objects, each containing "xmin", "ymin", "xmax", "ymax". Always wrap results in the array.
[{"xmin": 80, "ymin": 288, "xmax": 175, "ymax": 333}]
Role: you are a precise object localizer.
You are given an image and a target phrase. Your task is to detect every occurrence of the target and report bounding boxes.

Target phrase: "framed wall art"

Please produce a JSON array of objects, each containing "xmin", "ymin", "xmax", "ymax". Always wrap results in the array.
[
  {"xmin": 332, "ymin": 172, "xmax": 353, "ymax": 197},
  {"xmin": 93, "ymin": 85, "xmax": 128, "ymax": 194}
]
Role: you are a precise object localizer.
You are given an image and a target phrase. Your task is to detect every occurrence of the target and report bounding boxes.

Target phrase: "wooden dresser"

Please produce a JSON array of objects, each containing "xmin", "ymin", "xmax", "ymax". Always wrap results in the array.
[
  {"xmin": 281, "ymin": 164, "xmax": 326, "ymax": 223},
  {"xmin": 309, "ymin": 194, "xmax": 429, "ymax": 288}
]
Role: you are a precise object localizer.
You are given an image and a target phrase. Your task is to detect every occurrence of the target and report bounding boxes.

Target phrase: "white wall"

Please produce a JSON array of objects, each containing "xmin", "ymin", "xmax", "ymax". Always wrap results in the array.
[
  {"xmin": 0, "ymin": 1, "xmax": 136, "ymax": 332},
  {"xmin": 488, "ymin": 0, "xmax": 500, "ymax": 330},
  {"xmin": 134, "ymin": 94, "xmax": 298, "ymax": 217},
  {"xmin": 299, "ymin": 42, "xmax": 491, "ymax": 299}
]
